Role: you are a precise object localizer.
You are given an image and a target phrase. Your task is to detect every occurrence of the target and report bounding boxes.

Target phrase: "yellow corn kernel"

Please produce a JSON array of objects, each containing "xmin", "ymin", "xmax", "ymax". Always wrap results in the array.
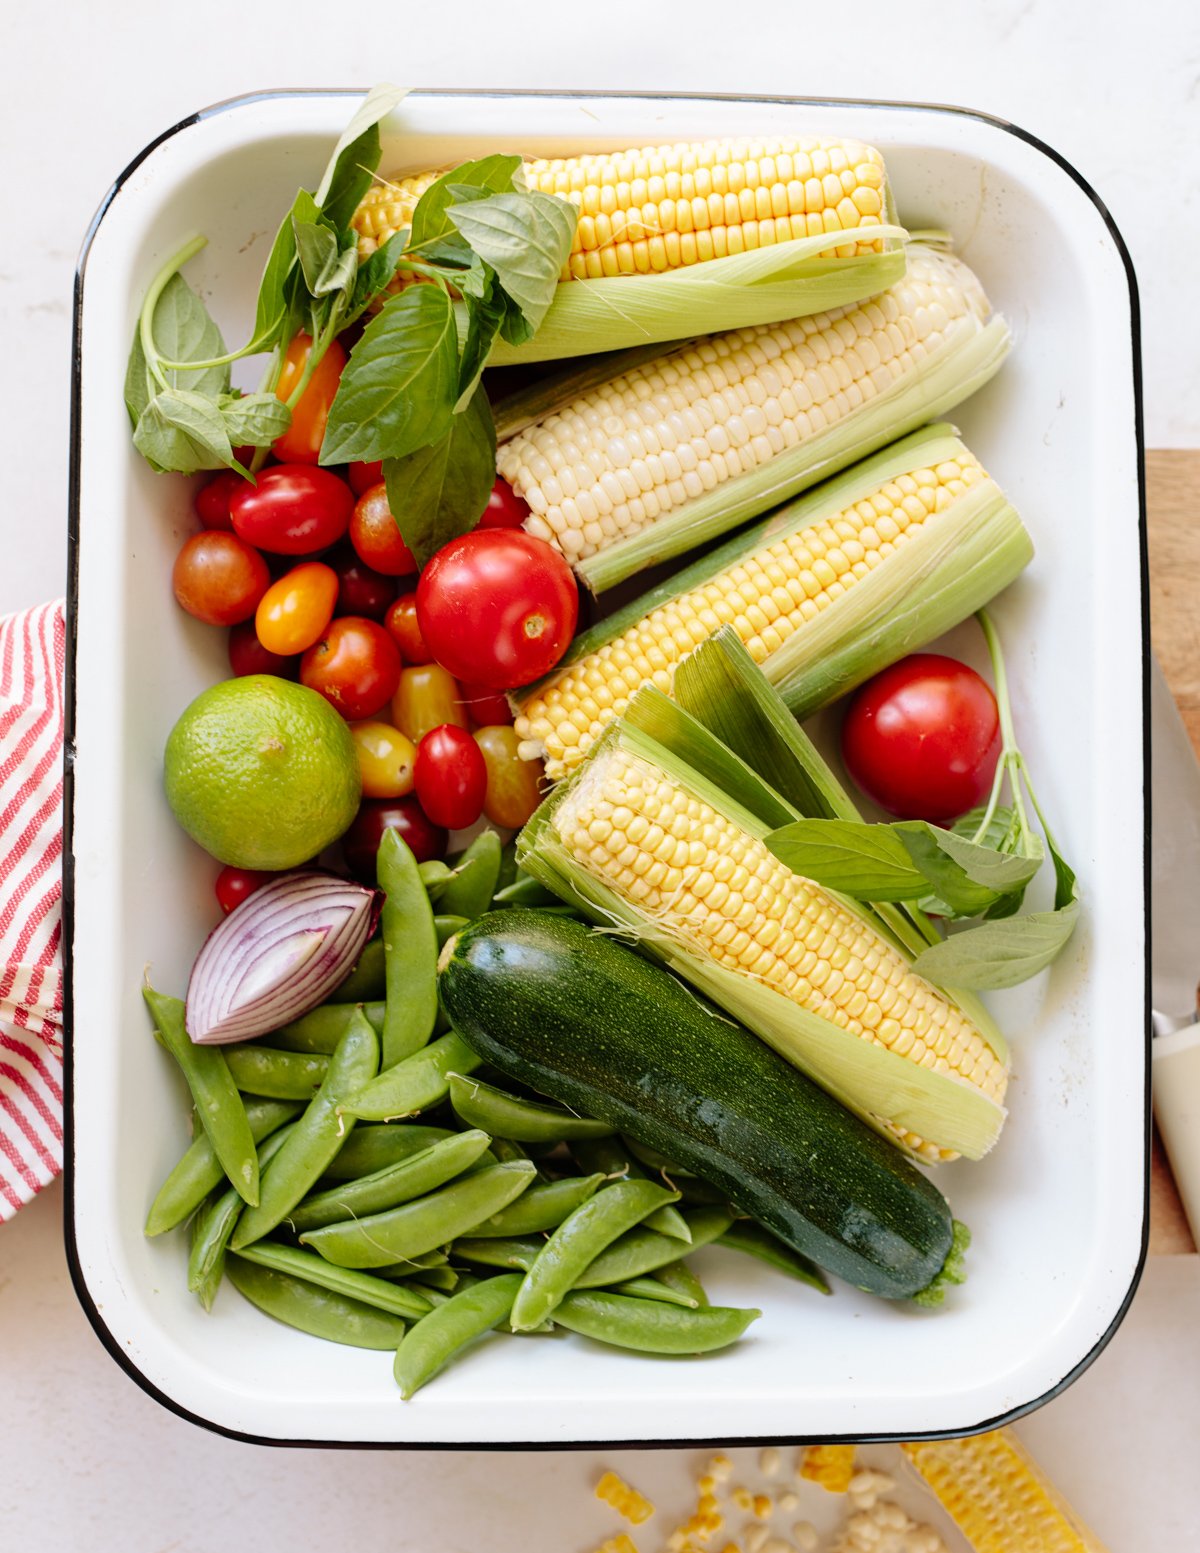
[
  {"xmin": 799, "ymin": 1444, "xmax": 857, "ymax": 1493},
  {"xmin": 593, "ymin": 1537, "xmax": 641, "ymax": 1553},
  {"xmin": 596, "ymin": 1471, "xmax": 655, "ymax": 1526}
]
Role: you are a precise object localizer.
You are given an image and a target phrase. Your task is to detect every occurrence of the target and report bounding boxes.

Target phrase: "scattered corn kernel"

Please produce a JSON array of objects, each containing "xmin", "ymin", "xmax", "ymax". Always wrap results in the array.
[
  {"xmin": 593, "ymin": 1537, "xmax": 641, "ymax": 1553},
  {"xmin": 732, "ymin": 1488, "xmax": 755, "ymax": 1512},
  {"xmin": 745, "ymin": 1526, "xmax": 770, "ymax": 1553},
  {"xmin": 596, "ymin": 1470, "xmax": 655, "ymax": 1526},
  {"xmin": 752, "ymin": 1495, "xmax": 773, "ymax": 1520},
  {"xmin": 791, "ymin": 1523, "xmax": 820, "ymax": 1553},
  {"xmin": 799, "ymin": 1444, "xmax": 857, "ymax": 1493},
  {"xmin": 777, "ymin": 1492, "xmax": 799, "ymax": 1513},
  {"xmin": 759, "ymin": 1447, "xmax": 782, "ymax": 1478}
]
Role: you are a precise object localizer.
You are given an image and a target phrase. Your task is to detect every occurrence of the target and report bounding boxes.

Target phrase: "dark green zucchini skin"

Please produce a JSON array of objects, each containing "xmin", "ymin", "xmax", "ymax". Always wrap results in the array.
[{"xmin": 440, "ymin": 911, "xmax": 958, "ymax": 1301}]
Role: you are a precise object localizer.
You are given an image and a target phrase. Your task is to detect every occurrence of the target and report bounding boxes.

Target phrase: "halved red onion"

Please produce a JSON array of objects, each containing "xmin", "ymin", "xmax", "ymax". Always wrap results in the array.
[{"xmin": 186, "ymin": 871, "xmax": 382, "ymax": 1044}]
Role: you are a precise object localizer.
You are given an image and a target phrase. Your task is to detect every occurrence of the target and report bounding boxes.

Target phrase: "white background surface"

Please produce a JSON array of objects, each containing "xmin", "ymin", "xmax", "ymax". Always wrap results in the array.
[{"xmin": 2, "ymin": 1, "xmax": 1199, "ymax": 1547}]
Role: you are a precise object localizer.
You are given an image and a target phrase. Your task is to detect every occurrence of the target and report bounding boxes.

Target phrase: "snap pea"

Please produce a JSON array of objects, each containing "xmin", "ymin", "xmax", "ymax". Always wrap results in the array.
[
  {"xmin": 575, "ymin": 1208, "xmax": 735, "ymax": 1288},
  {"xmin": 620, "ymin": 1135, "xmax": 696, "ymax": 1176},
  {"xmin": 464, "ymin": 1173, "xmax": 605, "ymax": 1237},
  {"xmin": 378, "ymin": 828, "xmax": 439, "ymax": 1068},
  {"xmin": 287, "ymin": 1130, "xmax": 493, "ymax": 1232},
  {"xmin": 417, "ymin": 859, "xmax": 455, "ymax": 898},
  {"xmin": 332, "ymin": 939, "xmax": 387, "ymax": 1003},
  {"xmin": 434, "ymin": 914, "xmax": 470, "ymax": 948},
  {"xmin": 145, "ymin": 1099, "xmax": 301, "ymax": 1235},
  {"xmin": 263, "ymin": 1001, "xmax": 385, "ymax": 1055},
  {"xmin": 510, "ymin": 1180, "xmax": 680, "ymax": 1331},
  {"xmin": 408, "ymin": 1265, "xmax": 460, "ymax": 1293},
  {"xmin": 673, "ymin": 1175, "xmax": 735, "ymax": 1208},
  {"xmin": 234, "ymin": 1243, "xmax": 433, "ymax": 1319},
  {"xmin": 144, "ymin": 987, "xmax": 259, "ymax": 1208},
  {"xmin": 188, "ymin": 1124, "xmax": 298, "ymax": 1308},
  {"xmin": 491, "ymin": 874, "xmax": 557, "ymax": 908},
  {"xmin": 653, "ymin": 1259, "xmax": 710, "ymax": 1308},
  {"xmin": 552, "ymin": 1290, "xmax": 760, "ymax": 1355},
  {"xmin": 370, "ymin": 1250, "xmax": 450, "ymax": 1276},
  {"xmin": 494, "ymin": 839, "xmax": 520, "ymax": 900},
  {"xmin": 610, "ymin": 1276, "xmax": 699, "ymax": 1309},
  {"xmin": 321, "ymin": 1124, "xmax": 454, "ymax": 1181},
  {"xmin": 341, "ymin": 1031, "xmax": 481, "ymax": 1121},
  {"xmin": 452, "ymin": 1236, "xmax": 540, "ymax": 1271},
  {"xmin": 488, "ymin": 1137, "xmax": 531, "ymax": 1164},
  {"xmin": 717, "ymin": 1221, "xmax": 831, "ymax": 1295},
  {"xmin": 225, "ymin": 1255, "xmax": 408, "ymax": 1349},
  {"xmin": 225, "ymin": 1046, "xmax": 330, "ymax": 1099},
  {"xmin": 436, "ymin": 830, "xmax": 502, "ymax": 921},
  {"xmin": 231, "ymin": 1008, "xmax": 379, "ymax": 1249},
  {"xmin": 448, "ymin": 1073, "xmax": 615, "ymax": 1143},
  {"xmin": 571, "ymin": 1137, "xmax": 692, "ymax": 1243},
  {"xmin": 301, "ymin": 1160, "xmax": 537, "ymax": 1269},
  {"xmin": 393, "ymin": 1273, "xmax": 523, "ymax": 1399}
]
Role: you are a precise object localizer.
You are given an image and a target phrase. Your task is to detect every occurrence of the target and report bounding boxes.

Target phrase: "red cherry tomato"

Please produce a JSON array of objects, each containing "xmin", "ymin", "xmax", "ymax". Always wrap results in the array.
[
  {"xmin": 347, "ymin": 460, "xmax": 384, "ymax": 496},
  {"xmin": 350, "ymin": 483, "xmax": 417, "ymax": 577},
  {"xmin": 228, "ymin": 620, "xmax": 297, "ymax": 679},
  {"xmin": 215, "ymin": 865, "xmax": 272, "ymax": 915},
  {"xmin": 272, "ymin": 333, "xmax": 347, "ymax": 465},
  {"xmin": 383, "ymin": 592, "xmax": 432, "ymax": 664},
  {"xmin": 416, "ymin": 530, "xmax": 578, "ymax": 691},
  {"xmin": 230, "ymin": 465, "xmax": 354, "ymax": 555},
  {"xmin": 172, "ymin": 532, "xmax": 269, "ymax": 626},
  {"xmin": 194, "ymin": 469, "xmax": 241, "ymax": 531},
  {"xmin": 840, "ymin": 653, "xmax": 1002, "ymax": 823},
  {"xmin": 479, "ymin": 477, "xmax": 530, "ymax": 529},
  {"xmin": 456, "ymin": 681, "xmax": 513, "ymax": 727},
  {"xmin": 341, "ymin": 796, "xmax": 447, "ymax": 881},
  {"xmin": 300, "ymin": 616, "xmax": 402, "ymax": 722},
  {"xmin": 414, "ymin": 724, "xmax": 488, "ymax": 831},
  {"xmin": 327, "ymin": 545, "xmax": 397, "ymax": 621}
]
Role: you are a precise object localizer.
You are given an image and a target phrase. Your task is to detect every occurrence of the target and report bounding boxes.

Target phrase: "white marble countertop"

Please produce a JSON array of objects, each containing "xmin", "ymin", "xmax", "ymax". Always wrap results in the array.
[{"xmin": 1, "ymin": 3, "xmax": 1198, "ymax": 1546}]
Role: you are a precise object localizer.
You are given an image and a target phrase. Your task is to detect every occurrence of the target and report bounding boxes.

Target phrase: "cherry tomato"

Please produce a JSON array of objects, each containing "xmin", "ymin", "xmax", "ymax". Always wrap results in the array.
[
  {"xmin": 475, "ymin": 725, "xmax": 543, "ymax": 829},
  {"xmin": 841, "ymin": 653, "xmax": 1002, "ymax": 823},
  {"xmin": 417, "ymin": 530, "xmax": 578, "ymax": 691},
  {"xmin": 350, "ymin": 720, "xmax": 417, "ymax": 799},
  {"xmin": 255, "ymin": 561, "xmax": 339, "ymax": 656},
  {"xmin": 215, "ymin": 865, "xmax": 272, "ymax": 915},
  {"xmin": 347, "ymin": 459, "xmax": 384, "ymax": 496},
  {"xmin": 230, "ymin": 465, "xmax": 354, "ymax": 555},
  {"xmin": 300, "ymin": 616, "xmax": 402, "ymax": 722},
  {"xmin": 341, "ymin": 796, "xmax": 447, "ymax": 881},
  {"xmin": 480, "ymin": 477, "xmax": 530, "ymax": 529},
  {"xmin": 327, "ymin": 545, "xmax": 397, "ymax": 621},
  {"xmin": 456, "ymin": 682, "xmax": 513, "ymax": 728},
  {"xmin": 228, "ymin": 620, "xmax": 297, "ymax": 679},
  {"xmin": 414, "ymin": 725, "xmax": 488, "ymax": 831},
  {"xmin": 272, "ymin": 333, "xmax": 347, "ymax": 465},
  {"xmin": 392, "ymin": 663, "xmax": 468, "ymax": 746},
  {"xmin": 350, "ymin": 483, "xmax": 418, "ymax": 577},
  {"xmin": 172, "ymin": 531, "xmax": 269, "ymax": 626},
  {"xmin": 383, "ymin": 592, "xmax": 432, "ymax": 664},
  {"xmin": 195, "ymin": 469, "xmax": 241, "ymax": 531}
]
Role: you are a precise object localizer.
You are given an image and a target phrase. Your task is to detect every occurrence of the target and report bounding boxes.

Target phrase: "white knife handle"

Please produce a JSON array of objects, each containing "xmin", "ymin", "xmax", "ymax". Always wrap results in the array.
[{"xmin": 1153, "ymin": 1024, "xmax": 1200, "ymax": 1243}]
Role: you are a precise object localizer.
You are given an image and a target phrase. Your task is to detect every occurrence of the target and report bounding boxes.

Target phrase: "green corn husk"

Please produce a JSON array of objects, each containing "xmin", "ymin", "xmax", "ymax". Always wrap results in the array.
[
  {"xmin": 513, "ymin": 425, "xmax": 1033, "ymax": 777},
  {"xmin": 517, "ymin": 676, "xmax": 1008, "ymax": 1162}
]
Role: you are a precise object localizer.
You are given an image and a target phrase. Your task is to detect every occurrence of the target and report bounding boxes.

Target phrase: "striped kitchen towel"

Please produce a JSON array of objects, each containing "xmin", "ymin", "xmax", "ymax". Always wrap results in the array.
[{"xmin": 0, "ymin": 600, "xmax": 65, "ymax": 1220}]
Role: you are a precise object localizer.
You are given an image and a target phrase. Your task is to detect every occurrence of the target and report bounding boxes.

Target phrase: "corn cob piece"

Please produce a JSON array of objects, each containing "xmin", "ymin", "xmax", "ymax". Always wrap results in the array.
[
  {"xmin": 514, "ymin": 427, "xmax": 1032, "ymax": 782},
  {"xmin": 595, "ymin": 1471, "xmax": 655, "ymax": 1526},
  {"xmin": 498, "ymin": 245, "xmax": 1007, "ymax": 585},
  {"xmin": 799, "ymin": 1444, "xmax": 857, "ymax": 1493},
  {"xmin": 901, "ymin": 1431, "xmax": 1112, "ymax": 1552}
]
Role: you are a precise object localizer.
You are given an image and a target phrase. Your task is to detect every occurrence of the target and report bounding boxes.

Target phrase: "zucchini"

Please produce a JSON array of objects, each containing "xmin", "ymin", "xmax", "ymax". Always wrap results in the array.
[{"xmin": 439, "ymin": 911, "xmax": 965, "ymax": 1302}]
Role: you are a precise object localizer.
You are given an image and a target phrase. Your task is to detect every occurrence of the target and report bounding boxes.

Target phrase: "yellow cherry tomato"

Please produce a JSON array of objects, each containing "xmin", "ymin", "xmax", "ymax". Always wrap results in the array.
[
  {"xmin": 475, "ymin": 724, "xmax": 544, "ymax": 829},
  {"xmin": 391, "ymin": 664, "xmax": 468, "ymax": 746},
  {"xmin": 350, "ymin": 721, "xmax": 417, "ymax": 799},
  {"xmin": 255, "ymin": 561, "xmax": 338, "ymax": 656}
]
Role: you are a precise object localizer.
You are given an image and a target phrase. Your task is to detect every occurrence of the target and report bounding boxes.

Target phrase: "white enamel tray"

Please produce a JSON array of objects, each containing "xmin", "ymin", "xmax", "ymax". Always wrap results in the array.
[{"xmin": 66, "ymin": 90, "xmax": 1148, "ymax": 1447}]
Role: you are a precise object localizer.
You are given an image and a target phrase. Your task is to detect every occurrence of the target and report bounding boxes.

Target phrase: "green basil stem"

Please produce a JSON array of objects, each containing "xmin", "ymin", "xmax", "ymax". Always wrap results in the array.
[
  {"xmin": 972, "ymin": 608, "xmax": 1032, "ymax": 848},
  {"xmin": 139, "ymin": 235, "xmax": 209, "ymax": 391}
]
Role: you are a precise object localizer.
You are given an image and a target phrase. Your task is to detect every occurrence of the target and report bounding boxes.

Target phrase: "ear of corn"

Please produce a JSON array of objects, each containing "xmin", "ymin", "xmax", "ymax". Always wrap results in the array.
[
  {"xmin": 498, "ymin": 245, "xmax": 1009, "ymax": 590},
  {"xmin": 513, "ymin": 427, "xmax": 1033, "ymax": 781}
]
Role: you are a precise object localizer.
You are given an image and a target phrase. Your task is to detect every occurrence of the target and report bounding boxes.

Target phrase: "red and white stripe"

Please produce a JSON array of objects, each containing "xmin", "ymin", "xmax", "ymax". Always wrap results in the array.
[{"xmin": 0, "ymin": 601, "xmax": 65, "ymax": 1220}]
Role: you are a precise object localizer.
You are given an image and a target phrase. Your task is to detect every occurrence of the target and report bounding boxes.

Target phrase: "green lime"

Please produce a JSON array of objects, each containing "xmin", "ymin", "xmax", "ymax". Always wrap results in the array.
[{"xmin": 164, "ymin": 675, "xmax": 361, "ymax": 869}]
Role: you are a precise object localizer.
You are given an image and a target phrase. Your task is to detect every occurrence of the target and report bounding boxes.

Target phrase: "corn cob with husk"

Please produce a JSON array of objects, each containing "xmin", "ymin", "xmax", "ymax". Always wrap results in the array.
[
  {"xmin": 514, "ymin": 426, "xmax": 1033, "ymax": 782},
  {"xmin": 495, "ymin": 244, "xmax": 1010, "ymax": 590},
  {"xmin": 351, "ymin": 137, "xmax": 908, "ymax": 363}
]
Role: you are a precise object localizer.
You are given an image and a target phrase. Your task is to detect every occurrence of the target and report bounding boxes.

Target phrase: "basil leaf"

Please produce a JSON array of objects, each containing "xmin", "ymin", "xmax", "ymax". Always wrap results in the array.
[
  {"xmin": 456, "ymin": 284, "xmax": 505, "ymax": 409},
  {"xmin": 894, "ymin": 823, "xmax": 1043, "ymax": 917},
  {"xmin": 1046, "ymin": 831, "xmax": 1078, "ymax": 912},
  {"xmin": 218, "ymin": 392, "xmax": 291, "ymax": 447},
  {"xmin": 382, "ymin": 387, "xmax": 496, "ymax": 567},
  {"xmin": 409, "ymin": 154, "xmax": 523, "ymax": 252},
  {"xmin": 315, "ymin": 83, "xmax": 408, "ymax": 236},
  {"xmin": 124, "ymin": 272, "xmax": 229, "ymax": 425},
  {"xmin": 243, "ymin": 194, "xmax": 307, "ymax": 354},
  {"xmin": 320, "ymin": 285, "xmax": 458, "ymax": 464},
  {"xmin": 910, "ymin": 898, "xmax": 1080, "ymax": 990},
  {"xmin": 293, "ymin": 219, "xmax": 338, "ymax": 292},
  {"xmin": 132, "ymin": 388, "xmax": 236, "ymax": 474},
  {"xmin": 765, "ymin": 820, "xmax": 926, "ymax": 900},
  {"xmin": 448, "ymin": 191, "xmax": 575, "ymax": 333}
]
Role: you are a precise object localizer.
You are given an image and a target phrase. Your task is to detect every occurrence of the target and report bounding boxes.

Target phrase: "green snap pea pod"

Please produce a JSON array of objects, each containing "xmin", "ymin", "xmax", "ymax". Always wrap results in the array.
[
  {"xmin": 717, "ymin": 1221, "xmax": 831, "ymax": 1295},
  {"xmin": 575, "ymin": 1207, "xmax": 735, "ymax": 1288},
  {"xmin": 225, "ymin": 1254, "xmax": 407, "ymax": 1349},
  {"xmin": 341, "ymin": 1031, "xmax": 481, "ymax": 1121},
  {"xmin": 300, "ymin": 1161, "xmax": 537, "ymax": 1269},
  {"xmin": 287, "ymin": 1131, "xmax": 493, "ymax": 1232},
  {"xmin": 145, "ymin": 1099, "xmax": 301, "ymax": 1235},
  {"xmin": 510, "ymin": 1179, "xmax": 679, "ymax": 1331},
  {"xmin": 408, "ymin": 1264, "xmax": 460, "ymax": 1293},
  {"xmin": 610, "ymin": 1276, "xmax": 699, "ymax": 1308},
  {"xmin": 552, "ymin": 1290, "xmax": 760, "ymax": 1355},
  {"xmin": 188, "ymin": 1124, "xmax": 297, "ymax": 1306},
  {"xmin": 654, "ymin": 1259, "xmax": 710, "ymax": 1308},
  {"xmin": 437, "ymin": 830, "xmax": 503, "ymax": 920},
  {"xmin": 225, "ymin": 1046, "xmax": 330, "ymax": 1099},
  {"xmin": 434, "ymin": 914, "xmax": 471, "ymax": 948},
  {"xmin": 321, "ymin": 1123, "xmax": 454, "ymax": 1181},
  {"xmin": 492, "ymin": 874, "xmax": 558, "ymax": 908},
  {"xmin": 448, "ymin": 1073, "xmax": 615, "ymax": 1142},
  {"xmin": 570, "ymin": 1138, "xmax": 692, "ymax": 1242},
  {"xmin": 674, "ymin": 1175, "xmax": 735, "ymax": 1208},
  {"xmin": 378, "ymin": 829, "xmax": 439, "ymax": 1068},
  {"xmin": 417, "ymin": 859, "xmax": 456, "ymax": 898},
  {"xmin": 393, "ymin": 1272, "xmax": 522, "ymax": 1399},
  {"xmin": 371, "ymin": 1250, "xmax": 449, "ymax": 1276},
  {"xmin": 620, "ymin": 1135, "xmax": 696, "ymax": 1177},
  {"xmin": 263, "ymin": 1001, "xmax": 385, "ymax": 1055},
  {"xmin": 453, "ymin": 1236, "xmax": 540, "ymax": 1271},
  {"xmin": 333, "ymin": 939, "xmax": 388, "ymax": 1003},
  {"xmin": 494, "ymin": 839, "xmax": 520, "ymax": 900},
  {"xmin": 144, "ymin": 987, "xmax": 259, "ymax": 1208},
  {"xmin": 465, "ymin": 1173, "xmax": 605, "ymax": 1237},
  {"xmin": 234, "ymin": 1242, "xmax": 433, "ymax": 1318},
  {"xmin": 231, "ymin": 1009, "xmax": 379, "ymax": 1249},
  {"xmin": 488, "ymin": 1136, "xmax": 531, "ymax": 1165}
]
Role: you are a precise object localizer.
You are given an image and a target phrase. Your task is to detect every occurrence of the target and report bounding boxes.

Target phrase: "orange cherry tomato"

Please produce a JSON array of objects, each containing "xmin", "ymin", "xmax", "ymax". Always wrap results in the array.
[
  {"xmin": 391, "ymin": 664, "xmax": 468, "ymax": 746},
  {"xmin": 474, "ymin": 725, "xmax": 544, "ymax": 829},
  {"xmin": 350, "ymin": 721, "xmax": 417, "ymax": 799},
  {"xmin": 255, "ymin": 561, "xmax": 339, "ymax": 656},
  {"xmin": 456, "ymin": 682, "xmax": 513, "ymax": 728},
  {"xmin": 273, "ymin": 333, "xmax": 347, "ymax": 464},
  {"xmin": 173, "ymin": 531, "xmax": 270, "ymax": 626},
  {"xmin": 350, "ymin": 483, "xmax": 417, "ymax": 577},
  {"xmin": 383, "ymin": 592, "xmax": 432, "ymax": 664}
]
